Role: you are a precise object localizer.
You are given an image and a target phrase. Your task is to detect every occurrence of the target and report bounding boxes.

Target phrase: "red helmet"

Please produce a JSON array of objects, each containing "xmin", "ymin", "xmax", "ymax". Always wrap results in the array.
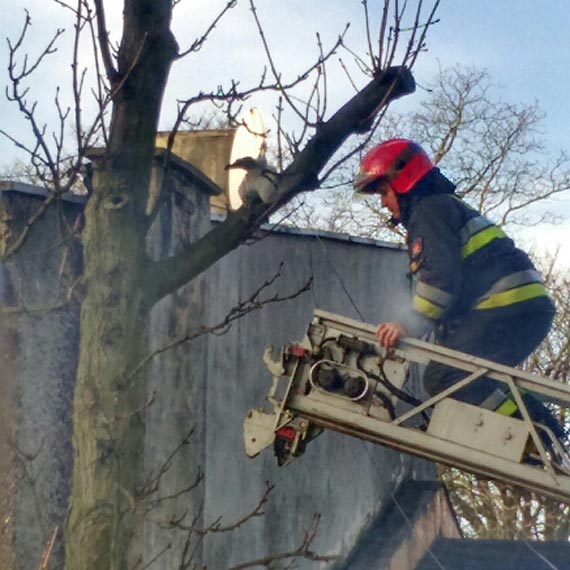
[{"xmin": 354, "ymin": 139, "xmax": 434, "ymax": 194}]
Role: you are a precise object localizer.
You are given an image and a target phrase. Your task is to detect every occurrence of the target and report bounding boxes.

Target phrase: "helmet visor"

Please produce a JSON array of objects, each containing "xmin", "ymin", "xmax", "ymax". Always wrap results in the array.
[{"xmin": 353, "ymin": 174, "xmax": 389, "ymax": 196}]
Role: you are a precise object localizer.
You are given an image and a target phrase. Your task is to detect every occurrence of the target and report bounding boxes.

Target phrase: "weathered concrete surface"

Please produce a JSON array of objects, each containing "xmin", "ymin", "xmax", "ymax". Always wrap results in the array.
[
  {"xmin": 0, "ymin": 174, "xmax": 436, "ymax": 570},
  {"xmin": 0, "ymin": 188, "xmax": 82, "ymax": 569},
  {"xmin": 144, "ymin": 163, "xmax": 215, "ymax": 567},
  {"xmin": 195, "ymin": 227, "xmax": 435, "ymax": 569},
  {"xmin": 141, "ymin": 175, "xmax": 436, "ymax": 567},
  {"xmin": 156, "ymin": 129, "xmax": 235, "ymax": 215}
]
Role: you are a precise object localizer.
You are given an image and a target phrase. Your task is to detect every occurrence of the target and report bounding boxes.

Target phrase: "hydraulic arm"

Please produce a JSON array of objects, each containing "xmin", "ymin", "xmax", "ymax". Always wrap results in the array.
[{"xmin": 244, "ymin": 310, "xmax": 570, "ymax": 503}]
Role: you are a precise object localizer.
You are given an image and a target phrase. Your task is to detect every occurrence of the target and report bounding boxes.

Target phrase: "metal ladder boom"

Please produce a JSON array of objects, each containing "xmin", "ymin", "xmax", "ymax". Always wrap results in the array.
[{"xmin": 244, "ymin": 310, "xmax": 570, "ymax": 503}]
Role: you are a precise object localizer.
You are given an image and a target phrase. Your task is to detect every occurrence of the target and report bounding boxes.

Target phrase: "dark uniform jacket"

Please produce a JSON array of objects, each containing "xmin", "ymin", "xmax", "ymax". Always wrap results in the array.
[{"xmin": 399, "ymin": 169, "xmax": 554, "ymax": 332}]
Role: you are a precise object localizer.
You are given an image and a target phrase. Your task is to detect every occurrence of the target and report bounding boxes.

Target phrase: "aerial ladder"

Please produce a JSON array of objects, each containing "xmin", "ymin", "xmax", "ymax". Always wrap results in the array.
[{"xmin": 244, "ymin": 310, "xmax": 570, "ymax": 503}]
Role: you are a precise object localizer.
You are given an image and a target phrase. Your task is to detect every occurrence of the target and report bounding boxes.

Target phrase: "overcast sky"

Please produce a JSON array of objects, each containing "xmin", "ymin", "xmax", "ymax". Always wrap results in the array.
[{"xmin": 0, "ymin": 0, "xmax": 569, "ymax": 265}]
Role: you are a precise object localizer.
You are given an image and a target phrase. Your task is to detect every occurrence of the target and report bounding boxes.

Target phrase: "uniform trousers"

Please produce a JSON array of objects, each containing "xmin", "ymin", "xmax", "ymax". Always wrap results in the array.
[{"xmin": 423, "ymin": 302, "xmax": 564, "ymax": 439}]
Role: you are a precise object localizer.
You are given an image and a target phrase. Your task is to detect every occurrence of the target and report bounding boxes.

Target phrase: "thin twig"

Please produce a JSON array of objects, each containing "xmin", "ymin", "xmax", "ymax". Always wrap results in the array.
[
  {"xmin": 127, "ymin": 266, "xmax": 311, "ymax": 386},
  {"xmin": 177, "ymin": 0, "xmax": 237, "ymax": 58},
  {"xmin": 227, "ymin": 514, "xmax": 338, "ymax": 570},
  {"xmin": 39, "ymin": 526, "xmax": 59, "ymax": 570}
]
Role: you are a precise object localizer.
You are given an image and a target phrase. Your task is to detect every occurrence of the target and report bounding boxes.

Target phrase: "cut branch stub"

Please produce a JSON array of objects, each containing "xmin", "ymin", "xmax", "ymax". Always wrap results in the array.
[{"xmin": 272, "ymin": 66, "xmax": 415, "ymax": 204}]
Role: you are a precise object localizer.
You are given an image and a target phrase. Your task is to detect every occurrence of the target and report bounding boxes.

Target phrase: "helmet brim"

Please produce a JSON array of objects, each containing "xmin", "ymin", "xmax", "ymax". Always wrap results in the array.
[{"xmin": 353, "ymin": 173, "xmax": 383, "ymax": 195}]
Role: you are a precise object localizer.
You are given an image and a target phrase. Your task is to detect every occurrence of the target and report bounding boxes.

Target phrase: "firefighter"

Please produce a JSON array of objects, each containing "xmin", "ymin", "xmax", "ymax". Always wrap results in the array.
[{"xmin": 354, "ymin": 138, "xmax": 565, "ymax": 439}]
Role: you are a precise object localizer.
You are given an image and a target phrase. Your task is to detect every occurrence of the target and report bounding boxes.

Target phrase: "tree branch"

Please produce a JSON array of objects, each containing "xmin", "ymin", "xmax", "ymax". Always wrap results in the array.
[
  {"xmin": 39, "ymin": 526, "xmax": 60, "ymax": 570},
  {"xmin": 177, "ymin": 0, "xmax": 237, "ymax": 58},
  {"xmin": 226, "ymin": 514, "xmax": 337, "ymax": 570},
  {"xmin": 92, "ymin": 0, "xmax": 119, "ymax": 83},
  {"xmin": 163, "ymin": 482, "xmax": 274, "ymax": 536},
  {"xmin": 145, "ymin": 66, "xmax": 415, "ymax": 306},
  {"xmin": 132, "ymin": 264, "xmax": 311, "ymax": 383}
]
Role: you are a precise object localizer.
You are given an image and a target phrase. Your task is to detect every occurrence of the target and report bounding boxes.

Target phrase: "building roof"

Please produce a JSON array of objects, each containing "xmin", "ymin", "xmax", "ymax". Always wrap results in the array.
[
  {"xmin": 0, "ymin": 181, "xmax": 87, "ymax": 204},
  {"xmin": 210, "ymin": 212, "xmax": 405, "ymax": 251},
  {"xmin": 416, "ymin": 538, "xmax": 570, "ymax": 570},
  {"xmin": 1, "ymin": 147, "xmax": 223, "ymax": 201},
  {"xmin": 0, "ymin": 181, "xmax": 406, "ymax": 252},
  {"xmin": 86, "ymin": 147, "xmax": 222, "ymax": 196}
]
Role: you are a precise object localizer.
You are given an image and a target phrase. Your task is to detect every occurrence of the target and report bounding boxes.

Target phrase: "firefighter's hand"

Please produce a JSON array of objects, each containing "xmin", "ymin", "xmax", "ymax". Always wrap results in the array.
[{"xmin": 376, "ymin": 322, "xmax": 405, "ymax": 349}]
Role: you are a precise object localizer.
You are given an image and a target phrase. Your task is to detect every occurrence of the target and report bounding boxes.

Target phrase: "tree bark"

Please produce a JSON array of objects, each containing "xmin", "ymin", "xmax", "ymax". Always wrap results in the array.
[{"xmin": 64, "ymin": 1, "xmax": 177, "ymax": 568}]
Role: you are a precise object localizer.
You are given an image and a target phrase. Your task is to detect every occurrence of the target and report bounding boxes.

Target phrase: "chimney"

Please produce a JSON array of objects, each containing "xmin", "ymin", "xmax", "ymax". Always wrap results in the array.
[{"xmin": 156, "ymin": 129, "xmax": 236, "ymax": 216}]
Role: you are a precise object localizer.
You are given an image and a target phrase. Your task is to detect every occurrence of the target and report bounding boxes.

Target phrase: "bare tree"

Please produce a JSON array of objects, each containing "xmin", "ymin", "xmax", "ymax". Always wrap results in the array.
[
  {"xmin": 441, "ymin": 468, "xmax": 570, "ymax": 540},
  {"xmin": 0, "ymin": 1, "xmax": 441, "ymax": 568},
  {"xmin": 415, "ymin": 66, "xmax": 570, "ymax": 227}
]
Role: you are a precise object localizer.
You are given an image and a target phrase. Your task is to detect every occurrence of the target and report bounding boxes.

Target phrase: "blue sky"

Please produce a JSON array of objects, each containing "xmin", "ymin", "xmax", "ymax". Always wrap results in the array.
[
  {"xmin": 0, "ymin": 1, "xmax": 569, "ymax": 263},
  {"xmin": 423, "ymin": 1, "xmax": 570, "ymax": 153}
]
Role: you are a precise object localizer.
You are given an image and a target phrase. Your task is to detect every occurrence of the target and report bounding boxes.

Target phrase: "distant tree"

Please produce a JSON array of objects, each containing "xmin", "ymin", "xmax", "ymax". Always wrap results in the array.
[
  {"xmin": 283, "ymin": 65, "xmax": 570, "ymax": 242},
  {"xmin": 0, "ymin": 158, "xmax": 43, "ymax": 185}
]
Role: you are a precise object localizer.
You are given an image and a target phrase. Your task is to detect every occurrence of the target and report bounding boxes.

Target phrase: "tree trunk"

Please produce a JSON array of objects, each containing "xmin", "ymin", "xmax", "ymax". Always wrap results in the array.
[
  {"xmin": 65, "ymin": 1, "xmax": 177, "ymax": 568},
  {"xmin": 64, "ymin": 182, "xmax": 150, "ymax": 569}
]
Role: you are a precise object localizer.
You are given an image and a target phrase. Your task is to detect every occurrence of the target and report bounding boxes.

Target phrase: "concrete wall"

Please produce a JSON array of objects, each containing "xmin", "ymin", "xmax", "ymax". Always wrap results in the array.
[
  {"xmin": 0, "ymin": 176, "xmax": 436, "ymax": 569},
  {"xmin": 0, "ymin": 188, "xmax": 82, "ymax": 569},
  {"xmin": 144, "ymin": 163, "xmax": 216, "ymax": 566},
  {"xmin": 142, "ymin": 170, "xmax": 435, "ymax": 568},
  {"xmin": 156, "ymin": 129, "xmax": 235, "ymax": 215},
  {"xmin": 196, "ymin": 228, "xmax": 434, "ymax": 569}
]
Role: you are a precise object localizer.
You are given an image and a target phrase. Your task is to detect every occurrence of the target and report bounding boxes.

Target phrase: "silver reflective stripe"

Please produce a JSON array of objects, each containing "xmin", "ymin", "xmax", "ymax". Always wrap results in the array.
[
  {"xmin": 482, "ymin": 270, "xmax": 543, "ymax": 298},
  {"xmin": 480, "ymin": 388, "xmax": 509, "ymax": 411},
  {"xmin": 415, "ymin": 281, "xmax": 453, "ymax": 308},
  {"xmin": 459, "ymin": 216, "xmax": 494, "ymax": 245}
]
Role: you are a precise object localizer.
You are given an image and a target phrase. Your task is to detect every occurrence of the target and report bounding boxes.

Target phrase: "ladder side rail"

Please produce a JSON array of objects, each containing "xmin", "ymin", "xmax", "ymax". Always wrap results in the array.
[
  {"xmin": 306, "ymin": 324, "xmax": 570, "ymax": 425},
  {"xmin": 286, "ymin": 392, "xmax": 570, "ymax": 503},
  {"xmin": 311, "ymin": 310, "xmax": 570, "ymax": 405},
  {"xmin": 401, "ymin": 338, "xmax": 570, "ymax": 405}
]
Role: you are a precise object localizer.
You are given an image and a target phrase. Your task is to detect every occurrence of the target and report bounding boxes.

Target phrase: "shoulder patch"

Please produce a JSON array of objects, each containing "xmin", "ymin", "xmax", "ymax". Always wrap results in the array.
[
  {"xmin": 409, "ymin": 260, "xmax": 422, "ymax": 274},
  {"xmin": 411, "ymin": 237, "xmax": 423, "ymax": 259}
]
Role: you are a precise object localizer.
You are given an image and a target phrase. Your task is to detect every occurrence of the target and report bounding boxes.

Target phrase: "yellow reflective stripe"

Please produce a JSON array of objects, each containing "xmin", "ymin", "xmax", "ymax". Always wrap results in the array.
[
  {"xmin": 413, "ymin": 294, "xmax": 444, "ymax": 319},
  {"xmin": 495, "ymin": 398, "xmax": 518, "ymax": 416},
  {"xmin": 416, "ymin": 281, "xmax": 453, "ymax": 308},
  {"xmin": 484, "ymin": 270, "xmax": 543, "ymax": 297},
  {"xmin": 476, "ymin": 282, "xmax": 548, "ymax": 310},
  {"xmin": 461, "ymin": 226, "xmax": 506, "ymax": 258},
  {"xmin": 460, "ymin": 217, "xmax": 493, "ymax": 244}
]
